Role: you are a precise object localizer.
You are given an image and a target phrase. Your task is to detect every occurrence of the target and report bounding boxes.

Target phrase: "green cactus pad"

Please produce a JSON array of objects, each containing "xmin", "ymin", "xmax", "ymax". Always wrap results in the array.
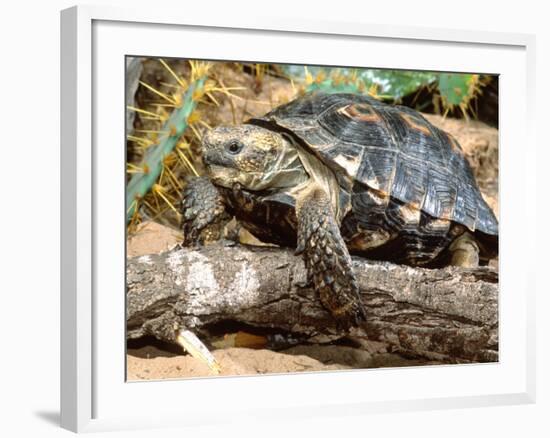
[{"xmin": 437, "ymin": 73, "xmax": 478, "ymax": 108}]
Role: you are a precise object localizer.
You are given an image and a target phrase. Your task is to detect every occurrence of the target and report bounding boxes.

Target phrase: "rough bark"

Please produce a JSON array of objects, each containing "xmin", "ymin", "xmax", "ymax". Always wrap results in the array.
[{"xmin": 127, "ymin": 243, "xmax": 498, "ymax": 363}]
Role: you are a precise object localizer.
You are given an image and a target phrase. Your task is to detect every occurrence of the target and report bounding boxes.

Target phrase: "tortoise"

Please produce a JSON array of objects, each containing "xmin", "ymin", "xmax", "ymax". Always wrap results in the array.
[{"xmin": 180, "ymin": 92, "xmax": 498, "ymax": 326}]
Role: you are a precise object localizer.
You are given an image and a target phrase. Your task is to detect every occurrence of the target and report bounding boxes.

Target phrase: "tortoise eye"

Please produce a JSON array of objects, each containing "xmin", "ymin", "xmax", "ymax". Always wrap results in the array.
[{"xmin": 226, "ymin": 141, "xmax": 243, "ymax": 154}]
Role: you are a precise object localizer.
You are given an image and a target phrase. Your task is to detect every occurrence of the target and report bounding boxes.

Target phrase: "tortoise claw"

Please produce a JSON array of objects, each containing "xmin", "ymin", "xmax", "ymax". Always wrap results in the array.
[{"xmin": 180, "ymin": 176, "xmax": 230, "ymax": 246}]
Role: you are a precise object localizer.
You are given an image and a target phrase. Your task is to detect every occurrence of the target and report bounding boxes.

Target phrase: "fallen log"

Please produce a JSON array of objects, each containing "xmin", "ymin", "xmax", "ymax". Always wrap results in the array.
[{"xmin": 127, "ymin": 243, "xmax": 498, "ymax": 363}]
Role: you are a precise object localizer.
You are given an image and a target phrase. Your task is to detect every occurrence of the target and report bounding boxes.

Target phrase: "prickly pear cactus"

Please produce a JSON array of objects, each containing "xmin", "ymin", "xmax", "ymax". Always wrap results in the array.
[
  {"xmin": 437, "ymin": 73, "xmax": 482, "ymax": 117},
  {"xmin": 282, "ymin": 65, "xmax": 483, "ymax": 118},
  {"xmin": 283, "ymin": 65, "xmax": 437, "ymax": 100}
]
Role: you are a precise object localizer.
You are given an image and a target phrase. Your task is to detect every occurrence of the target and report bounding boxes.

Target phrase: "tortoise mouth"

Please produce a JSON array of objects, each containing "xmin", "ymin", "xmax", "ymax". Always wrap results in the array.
[
  {"xmin": 206, "ymin": 163, "xmax": 276, "ymax": 191},
  {"xmin": 205, "ymin": 164, "xmax": 239, "ymax": 188}
]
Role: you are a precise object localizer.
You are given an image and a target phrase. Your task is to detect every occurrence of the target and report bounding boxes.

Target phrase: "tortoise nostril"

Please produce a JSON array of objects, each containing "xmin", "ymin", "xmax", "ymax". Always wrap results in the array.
[{"xmin": 203, "ymin": 150, "xmax": 213, "ymax": 165}]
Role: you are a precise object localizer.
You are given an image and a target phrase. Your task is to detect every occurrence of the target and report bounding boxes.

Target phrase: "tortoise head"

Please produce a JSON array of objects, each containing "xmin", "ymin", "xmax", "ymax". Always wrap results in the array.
[{"xmin": 202, "ymin": 124, "xmax": 307, "ymax": 191}]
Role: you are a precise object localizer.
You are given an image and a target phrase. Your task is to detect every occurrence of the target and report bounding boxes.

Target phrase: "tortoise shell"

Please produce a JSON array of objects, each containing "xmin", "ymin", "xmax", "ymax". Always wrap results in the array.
[{"xmin": 246, "ymin": 92, "xmax": 498, "ymax": 265}]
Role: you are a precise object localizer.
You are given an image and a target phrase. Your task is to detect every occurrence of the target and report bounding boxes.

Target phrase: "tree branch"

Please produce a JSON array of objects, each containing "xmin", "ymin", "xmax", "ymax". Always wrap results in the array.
[{"xmin": 127, "ymin": 243, "xmax": 498, "ymax": 363}]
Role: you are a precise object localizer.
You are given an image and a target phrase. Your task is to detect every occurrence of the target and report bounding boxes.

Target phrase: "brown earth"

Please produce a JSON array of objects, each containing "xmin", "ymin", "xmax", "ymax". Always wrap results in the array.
[{"xmin": 127, "ymin": 343, "xmax": 443, "ymax": 381}]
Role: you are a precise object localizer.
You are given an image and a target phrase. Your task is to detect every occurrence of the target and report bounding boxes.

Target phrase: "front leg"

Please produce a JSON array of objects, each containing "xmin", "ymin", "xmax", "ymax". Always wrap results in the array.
[
  {"xmin": 295, "ymin": 183, "xmax": 367, "ymax": 327},
  {"xmin": 180, "ymin": 176, "xmax": 230, "ymax": 246}
]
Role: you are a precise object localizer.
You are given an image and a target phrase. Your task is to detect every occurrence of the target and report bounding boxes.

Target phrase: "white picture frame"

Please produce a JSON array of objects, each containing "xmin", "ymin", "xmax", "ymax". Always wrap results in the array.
[{"xmin": 60, "ymin": 4, "xmax": 536, "ymax": 433}]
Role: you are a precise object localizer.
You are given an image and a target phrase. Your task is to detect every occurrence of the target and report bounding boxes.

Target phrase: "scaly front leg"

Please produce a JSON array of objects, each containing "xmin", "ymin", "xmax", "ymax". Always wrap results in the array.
[
  {"xmin": 295, "ymin": 182, "xmax": 367, "ymax": 328},
  {"xmin": 180, "ymin": 176, "xmax": 230, "ymax": 246}
]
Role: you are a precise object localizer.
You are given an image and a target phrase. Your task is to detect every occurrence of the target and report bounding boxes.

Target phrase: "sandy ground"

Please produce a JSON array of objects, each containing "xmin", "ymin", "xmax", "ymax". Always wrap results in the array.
[
  {"xmin": 127, "ymin": 337, "xmax": 442, "ymax": 381},
  {"xmin": 127, "ymin": 345, "xmax": 346, "ymax": 380}
]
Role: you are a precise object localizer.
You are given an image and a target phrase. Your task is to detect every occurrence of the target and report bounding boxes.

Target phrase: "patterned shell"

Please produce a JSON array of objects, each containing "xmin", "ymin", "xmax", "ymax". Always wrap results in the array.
[{"xmin": 250, "ymin": 92, "xmax": 498, "ymax": 236}]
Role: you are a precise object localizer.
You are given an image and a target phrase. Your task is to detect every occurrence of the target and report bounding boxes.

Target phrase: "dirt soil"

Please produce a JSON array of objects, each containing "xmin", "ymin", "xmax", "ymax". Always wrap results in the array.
[{"xmin": 127, "ymin": 343, "xmax": 442, "ymax": 381}]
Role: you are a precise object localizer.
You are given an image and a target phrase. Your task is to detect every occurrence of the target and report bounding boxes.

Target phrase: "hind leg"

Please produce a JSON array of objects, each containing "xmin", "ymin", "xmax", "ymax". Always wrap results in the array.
[{"xmin": 449, "ymin": 232, "xmax": 479, "ymax": 268}]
